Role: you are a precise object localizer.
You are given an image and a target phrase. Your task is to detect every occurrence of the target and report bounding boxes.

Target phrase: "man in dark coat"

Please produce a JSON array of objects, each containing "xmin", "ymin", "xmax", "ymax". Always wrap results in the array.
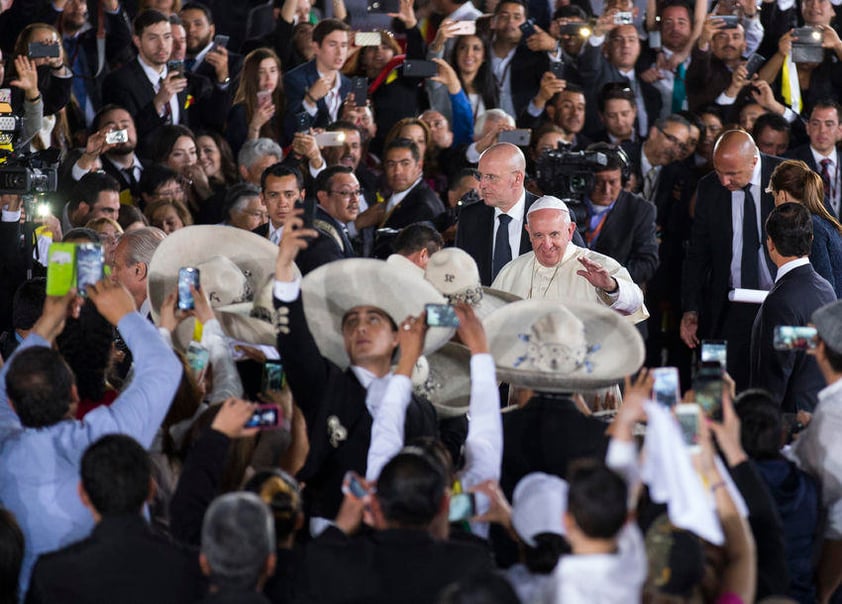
[{"xmin": 750, "ymin": 203, "xmax": 837, "ymax": 412}]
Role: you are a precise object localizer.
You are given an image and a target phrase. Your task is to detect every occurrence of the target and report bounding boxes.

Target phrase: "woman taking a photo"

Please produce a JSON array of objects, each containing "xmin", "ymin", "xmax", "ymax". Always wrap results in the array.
[{"xmin": 226, "ymin": 48, "xmax": 285, "ymax": 156}]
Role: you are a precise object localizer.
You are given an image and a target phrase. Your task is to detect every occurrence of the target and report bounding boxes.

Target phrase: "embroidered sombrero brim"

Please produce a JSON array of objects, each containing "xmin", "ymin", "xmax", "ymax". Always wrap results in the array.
[
  {"xmin": 413, "ymin": 343, "xmax": 473, "ymax": 418},
  {"xmin": 483, "ymin": 299, "xmax": 645, "ymax": 392}
]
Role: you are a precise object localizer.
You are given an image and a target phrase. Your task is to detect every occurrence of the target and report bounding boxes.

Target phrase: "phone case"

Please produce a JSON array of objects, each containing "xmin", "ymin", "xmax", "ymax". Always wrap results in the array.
[{"xmin": 46, "ymin": 243, "xmax": 76, "ymax": 297}]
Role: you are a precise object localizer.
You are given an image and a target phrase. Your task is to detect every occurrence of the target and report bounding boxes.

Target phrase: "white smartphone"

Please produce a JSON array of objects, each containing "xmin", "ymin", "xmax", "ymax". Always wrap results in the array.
[
  {"xmin": 315, "ymin": 131, "xmax": 347, "ymax": 147},
  {"xmin": 652, "ymin": 367, "xmax": 680, "ymax": 408},
  {"xmin": 355, "ymin": 32, "xmax": 382, "ymax": 46},
  {"xmin": 675, "ymin": 403, "xmax": 701, "ymax": 453},
  {"xmin": 451, "ymin": 20, "xmax": 477, "ymax": 35}
]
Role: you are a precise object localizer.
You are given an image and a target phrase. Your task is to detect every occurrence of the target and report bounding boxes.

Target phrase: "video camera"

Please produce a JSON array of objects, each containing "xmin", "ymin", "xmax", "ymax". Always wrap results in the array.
[
  {"xmin": 534, "ymin": 145, "xmax": 611, "ymax": 225},
  {"xmin": 0, "ymin": 148, "xmax": 59, "ymax": 195}
]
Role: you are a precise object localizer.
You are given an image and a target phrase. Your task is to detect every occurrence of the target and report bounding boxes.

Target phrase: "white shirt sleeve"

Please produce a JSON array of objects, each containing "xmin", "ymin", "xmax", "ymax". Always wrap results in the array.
[
  {"xmin": 365, "ymin": 375, "xmax": 413, "ymax": 481},
  {"xmin": 598, "ymin": 276, "xmax": 644, "ymax": 315},
  {"xmin": 201, "ymin": 318, "xmax": 244, "ymax": 403},
  {"xmin": 460, "ymin": 353, "xmax": 503, "ymax": 489},
  {"xmin": 302, "ymin": 98, "xmax": 319, "ymax": 116},
  {"xmin": 742, "ymin": 15, "xmax": 763, "ymax": 55},
  {"xmin": 273, "ymin": 279, "xmax": 302, "ymax": 302},
  {"xmin": 2, "ymin": 209, "xmax": 21, "ymax": 222},
  {"xmin": 465, "ymin": 143, "xmax": 482, "ymax": 164}
]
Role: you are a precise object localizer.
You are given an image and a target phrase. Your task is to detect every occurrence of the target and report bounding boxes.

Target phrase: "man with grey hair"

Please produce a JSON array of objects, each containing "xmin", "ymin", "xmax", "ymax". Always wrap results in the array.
[
  {"xmin": 110, "ymin": 227, "xmax": 166, "ymax": 319},
  {"xmin": 464, "ymin": 109, "xmax": 517, "ymax": 166},
  {"xmin": 223, "ymin": 183, "xmax": 267, "ymax": 232},
  {"xmin": 492, "ymin": 195, "xmax": 646, "ymax": 321},
  {"xmin": 638, "ymin": 114, "xmax": 692, "ymax": 200},
  {"xmin": 199, "ymin": 492, "xmax": 276, "ymax": 602},
  {"xmin": 238, "ymin": 138, "xmax": 285, "ymax": 186},
  {"xmin": 456, "ymin": 143, "xmax": 584, "ymax": 285}
]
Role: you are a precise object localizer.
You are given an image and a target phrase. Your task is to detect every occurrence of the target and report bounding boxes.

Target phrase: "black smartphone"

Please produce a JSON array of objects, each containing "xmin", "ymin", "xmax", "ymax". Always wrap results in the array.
[
  {"xmin": 76, "ymin": 243, "xmax": 104, "ymax": 297},
  {"xmin": 342, "ymin": 471, "xmax": 370, "ymax": 498},
  {"xmin": 519, "ymin": 18, "xmax": 537, "ymax": 38},
  {"xmin": 352, "ymin": 77, "xmax": 368, "ymax": 107},
  {"xmin": 744, "ymin": 53, "xmax": 766, "ymax": 78},
  {"xmin": 448, "ymin": 493, "xmax": 476, "ymax": 522},
  {"xmin": 301, "ymin": 197, "xmax": 316, "ymax": 231},
  {"xmin": 178, "ymin": 266, "xmax": 200, "ymax": 311},
  {"xmin": 693, "ymin": 361, "xmax": 724, "ymax": 421},
  {"xmin": 367, "ymin": 0, "xmax": 400, "ymax": 12},
  {"xmin": 244, "ymin": 404, "xmax": 283, "ymax": 429},
  {"xmin": 295, "ymin": 111, "xmax": 311, "ymax": 133},
  {"xmin": 167, "ymin": 59, "xmax": 185, "ymax": 77},
  {"xmin": 549, "ymin": 61, "xmax": 565, "ymax": 80},
  {"xmin": 559, "ymin": 22, "xmax": 587, "ymax": 36},
  {"xmin": 403, "ymin": 60, "xmax": 439, "ymax": 78},
  {"xmin": 708, "ymin": 14, "xmax": 739, "ymax": 28},
  {"xmin": 28, "ymin": 42, "xmax": 60, "ymax": 58},
  {"xmin": 498, "ymin": 129, "xmax": 532, "ymax": 146},
  {"xmin": 261, "ymin": 360, "xmax": 285, "ymax": 392},
  {"xmin": 425, "ymin": 303, "xmax": 459, "ymax": 327},
  {"xmin": 212, "ymin": 34, "xmax": 230, "ymax": 50}
]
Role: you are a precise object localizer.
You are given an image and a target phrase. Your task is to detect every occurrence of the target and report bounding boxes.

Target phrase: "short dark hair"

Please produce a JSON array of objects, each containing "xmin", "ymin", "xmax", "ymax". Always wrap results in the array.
[
  {"xmin": 753, "ymin": 112, "xmax": 790, "ymax": 141},
  {"xmin": 223, "ymin": 183, "xmax": 261, "ymax": 218},
  {"xmin": 392, "ymin": 223, "xmax": 444, "ymax": 256},
  {"xmin": 811, "ymin": 99, "xmax": 842, "ymax": 123},
  {"xmin": 180, "ymin": 1, "xmax": 214, "ymax": 23},
  {"xmin": 133, "ymin": 8, "xmax": 169, "ymax": 36},
  {"xmin": 62, "ymin": 227, "xmax": 101, "ymax": 243},
  {"xmin": 81, "ymin": 435, "xmax": 151, "ymax": 516},
  {"xmin": 766, "ymin": 202, "xmax": 813, "ymax": 258},
  {"xmin": 494, "ymin": 0, "xmax": 528, "ymax": 17},
  {"xmin": 138, "ymin": 164, "xmax": 180, "ymax": 198},
  {"xmin": 660, "ymin": 0, "xmax": 693, "ymax": 23},
  {"xmin": 327, "ymin": 120, "xmax": 362, "ymax": 137},
  {"xmin": 677, "ymin": 110, "xmax": 706, "ymax": 140},
  {"xmin": 6, "ymin": 347, "xmax": 75, "ymax": 428},
  {"xmin": 312, "ymin": 18, "xmax": 350, "ymax": 45},
  {"xmin": 553, "ymin": 4, "xmax": 587, "ymax": 20},
  {"xmin": 260, "ymin": 163, "xmax": 303, "ymax": 192},
  {"xmin": 567, "ymin": 460, "xmax": 627, "ymax": 539},
  {"xmin": 90, "ymin": 103, "xmax": 132, "ymax": 134},
  {"xmin": 12, "ymin": 279, "xmax": 46, "ymax": 331},
  {"xmin": 448, "ymin": 168, "xmax": 480, "ymax": 192},
  {"xmin": 733, "ymin": 389, "xmax": 782, "ymax": 460},
  {"xmin": 69, "ymin": 172, "xmax": 120, "ymax": 214},
  {"xmin": 598, "ymin": 82, "xmax": 635, "ymax": 113},
  {"xmin": 315, "ymin": 165, "xmax": 354, "ymax": 193},
  {"xmin": 376, "ymin": 448, "xmax": 447, "ymax": 528},
  {"xmin": 384, "ymin": 138, "xmax": 421, "ymax": 163}
]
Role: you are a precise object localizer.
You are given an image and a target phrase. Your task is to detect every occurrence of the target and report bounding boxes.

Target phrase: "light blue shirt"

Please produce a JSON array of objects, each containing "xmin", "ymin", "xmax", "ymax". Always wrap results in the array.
[{"xmin": 0, "ymin": 312, "xmax": 182, "ymax": 596}]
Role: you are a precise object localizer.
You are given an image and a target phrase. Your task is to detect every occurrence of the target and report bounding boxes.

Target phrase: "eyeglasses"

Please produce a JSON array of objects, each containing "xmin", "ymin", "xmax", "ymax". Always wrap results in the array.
[
  {"xmin": 330, "ymin": 189, "xmax": 362, "ymax": 199},
  {"xmin": 241, "ymin": 209, "xmax": 269, "ymax": 219},
  {"xmin": 657, "ymin": 126, "xmax": 688, "ymax": 153}
]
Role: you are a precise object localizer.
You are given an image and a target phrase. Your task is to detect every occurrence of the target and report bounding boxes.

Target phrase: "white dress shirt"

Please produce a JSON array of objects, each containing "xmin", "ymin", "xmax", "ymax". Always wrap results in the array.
[
  {"xmin": 730, "ymin": 158, "xmax": 774, "ymax": 290},
  {"xmin": 775, "ymin": 257, "xmax": 810, "ymax": 283},
  {"xmin": 810, "ymin": 146, "xmax": 840, "ymax": 217},
  {"xmin": 491, "ymin": 47, "xmax": 517, "ymax": 118},
  {"xmin": 302, "ymin": 69, "xmax": 343, "ymax": 121},
  {"xmin": 137, "ymin": 55, "xmax": 180, "ymax": 124}
]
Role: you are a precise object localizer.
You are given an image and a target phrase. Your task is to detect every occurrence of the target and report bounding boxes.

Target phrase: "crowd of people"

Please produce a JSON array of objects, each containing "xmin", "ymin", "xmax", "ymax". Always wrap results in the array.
[{"xmin": 2, "ymin": 0, "xmax": 842, "ymax": 601}]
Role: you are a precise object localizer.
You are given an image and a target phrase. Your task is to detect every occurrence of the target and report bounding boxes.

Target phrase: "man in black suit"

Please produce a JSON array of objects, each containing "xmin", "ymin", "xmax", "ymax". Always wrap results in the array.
[
  {"xmin": 638, "ymin": 114, "xmax": 692, "ymax": 201},
  {"xmin": 685, "ymin": 20, "xmax": 747, "ymax": 114},
  {"xmin": 750, "ymin": 203, "xmax": 836, "ymax": 412},
  {"xmin": 283, "ymin": 19, "xmax": 352, "ymax": 144},
  {"xmin": 681, "ymin": 130, "xmax": 782, "ymax": 389},
  {"xmin": 26, "ymin": 434, "xmax": 202, "ymax": 603},
  {"xmin": 252, "ymin": 163, "xmax": 304, "ymax": 244},
  {"xmin": 180, "ymin": 1, "xmax": 243, "ymax": 86},
  {"xmin": 375, "ymin": 139, "xmax": 445, "ymax": 258},
  {"xmin": 580, "ymin": 146, "xmax": 659, "ymax": 286},
  {"xmin": 593, "ymin": 84, "xmax": 642, "ymax": 175},
  {"xmin": 456, "ymin": 142, "xmax": 584, "ymax": 285},
  {"xmin": 273, "ymin": 223, "xmax": 438, "ymax": 525},
  {"xmin": 296, "ymin": 166, "xmax": 358, "ymax": 275},
  {"xmin": 578, "ymin": 22, "xmax": 661, "ymax": 139},
  {"xmin": 490, "ymin": 0, "xmax": 548, "ymax": 119},
  {"xmin": 102, "ymin": 10, "xmax": 189, "ymax": 157},
  {"xmin": 784, "ymin": 102, "xmax": 842, "ymax": 219},
  {"xmin": 520, "ymin": 83, "xmax": 592, "ymax": 151},
  {"xmin": 298, "ymin": 450, "xmax": 493, "ymax": 603}
]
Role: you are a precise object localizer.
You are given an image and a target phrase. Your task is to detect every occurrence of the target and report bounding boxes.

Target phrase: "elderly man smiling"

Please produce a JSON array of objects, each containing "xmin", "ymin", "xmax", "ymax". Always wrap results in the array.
[{"xmin": 491, "ymin": 196, "xmax": 647, "ymax": 323}]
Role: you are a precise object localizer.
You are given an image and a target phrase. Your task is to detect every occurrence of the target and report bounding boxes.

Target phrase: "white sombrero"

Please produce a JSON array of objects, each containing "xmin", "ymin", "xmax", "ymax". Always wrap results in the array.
[
  {"xmin": 147, "ymin": 225, "xmax": 299, "ymax": 349},
  {"xmin": 411, "ymin": 343, "xmax": 473, "ymax": 418},
  {"xmin": 484, "ymin": 299, "xmax": 645, "ymax": 391},
  {"xmin": 301, "ymin": 258, "xmax": 455, "ymax": 368},
  {"xmin": 424, "ymin": 247, "xmax": 521, "ymax": 320}
]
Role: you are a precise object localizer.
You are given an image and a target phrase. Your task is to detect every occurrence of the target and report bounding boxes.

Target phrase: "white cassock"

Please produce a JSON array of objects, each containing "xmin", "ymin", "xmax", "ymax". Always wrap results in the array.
[{"xmin": 491, "ymin": 244, "xmax": 649, "ymax": 324}]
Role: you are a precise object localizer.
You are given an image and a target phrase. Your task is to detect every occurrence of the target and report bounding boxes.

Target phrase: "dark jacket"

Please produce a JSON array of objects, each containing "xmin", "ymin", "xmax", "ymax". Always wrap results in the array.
[
  {"xmin": 809, "ymin": 215, "xmax": 842, "ymax": 297},
  {"xmin": 296, "ymin": 526, "xmax": 494, "ymax": 604},
  {"xmin": 25, "ymin": 515, "xmax": 203, "ymax": 604},
  {"xmin": 296, "ymin": 206, "xmax": 357, "ymax": 275}
]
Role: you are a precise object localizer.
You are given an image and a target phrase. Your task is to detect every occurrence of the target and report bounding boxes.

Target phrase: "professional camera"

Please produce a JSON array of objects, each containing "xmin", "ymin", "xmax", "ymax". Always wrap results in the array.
[
  {"xmin": 0, "ymin": 148, "xmax": 59, "ymax": 194},
  {"xmin": 535, "ymin": 146, "xmax": 611, "ymax": 224}
]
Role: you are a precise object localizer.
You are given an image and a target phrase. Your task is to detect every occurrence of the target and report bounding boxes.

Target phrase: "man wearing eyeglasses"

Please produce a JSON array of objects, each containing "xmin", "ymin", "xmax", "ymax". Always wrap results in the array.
[
  {"xmin": 638, "ymin": 114, "xmax": 692, "ymax": 200},
  {"xmin": 295, "ymin": 165, "xmax": 361, "ymax": 275}
]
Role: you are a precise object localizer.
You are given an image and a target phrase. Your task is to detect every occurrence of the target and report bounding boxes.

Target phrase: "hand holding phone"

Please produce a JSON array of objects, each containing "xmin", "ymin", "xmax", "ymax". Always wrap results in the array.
[
  {"xmin": 178, "ymin": 267, "xmax": 200, "ymax": 311},
  {"xmin": 76, "ymin": 243, "xmax": 104, "ymax": 297},
  {"xmin": 244, "ymin": 404, "xmax": 285, "ymax": 430},
  {"xmin": 675, "ymin": 403, "xmax": 702, "ymax": 453},
  {"xmin": 425, "ymin": 303, "xmax": 459, "ymax": 327}
]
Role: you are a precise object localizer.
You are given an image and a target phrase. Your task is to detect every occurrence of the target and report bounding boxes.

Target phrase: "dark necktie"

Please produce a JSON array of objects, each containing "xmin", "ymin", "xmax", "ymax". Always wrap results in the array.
[
  {"xmin": 741, "ymin": 184, "xmax": 760, "ymax": 289},
  {"xmin": 492, "ymin": 214, "xmax": 513, "ymax": 279},
  {"xmin": 184, "ymin": 57, "xmax": 197, "ymax": 72},
  {"xmin": 820, "ymin": 158, "xmax": 832, "ymax": 208},
  {"xmin": 123, "ymin": 167, "xmax": 139, "ymax": 194},
  {"xmin": 159, "ymin": 77, "xmax": 172, "ymax": 123}
]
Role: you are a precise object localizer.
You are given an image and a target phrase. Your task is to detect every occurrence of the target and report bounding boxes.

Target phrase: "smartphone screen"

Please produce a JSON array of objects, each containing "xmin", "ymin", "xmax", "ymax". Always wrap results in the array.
[
  {"xmin": 700, "ymin": 340, "xmax": 727, "ymax": 368},
  {"xmin": 76, "ymin": 243, "xmax": 104, "ymax": 297},
  {"xmin": 675, "ymin": 403, "xmax": 701, "ymax": 452},
  {"xmin": 352, "ymin": 77, "xmax": 368, "ymax": 107},
  {"xmin": 693, "ymin": 367, "xmax": 723, "ymax": 421},
  {"xmin": 46, "ymin": 243, "xmax": 76, "ymax": 297},
  {"xmin": 425, "ymin": 303, "xmax": 459, "ymax": 328},
  {"xmin": 652, "ymin": 367, "xmax": 680, "ymax": 408},
  {"xmin": 178, "ymin": 267, "xmax": 200, "ymax": 311},
  {"xmin": 261, "ymin": 360, "xmax": 285, "ymax": 392},
  {"xmin": 448, "ymin": 493, "xmax": 476, "ymax": 522},
  {"xmin": 301, "ymin": 197, "xmax": 316, "ymax": 231},
  {"xmin": 244, "ymin": 404, "xmax": 282, "ymax": 429},
  {"xmin": 773, "ymin": 326, "xmax": 818, "ymax": 351}
]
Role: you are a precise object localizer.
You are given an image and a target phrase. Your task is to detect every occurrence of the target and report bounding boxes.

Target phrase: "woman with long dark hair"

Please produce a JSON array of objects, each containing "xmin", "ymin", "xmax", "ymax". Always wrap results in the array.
[
  {"xmin": 226, "ymin": 48, "xmax": 285, "ymax": 156},
  {"xmin": 768, "ymin": 159, "xmax": 842, "ymax": 298}
]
